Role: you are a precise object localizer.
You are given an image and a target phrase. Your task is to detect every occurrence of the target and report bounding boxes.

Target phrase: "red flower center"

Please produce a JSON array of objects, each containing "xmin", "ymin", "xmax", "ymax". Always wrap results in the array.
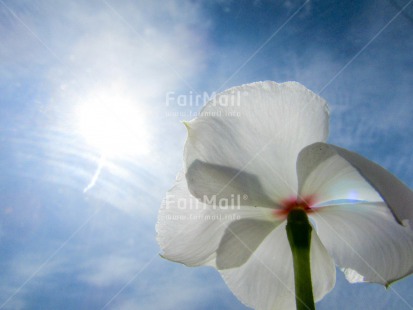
[{"xmin": 273, "ymin": 196, "xmax": 315, "ymax": 219}]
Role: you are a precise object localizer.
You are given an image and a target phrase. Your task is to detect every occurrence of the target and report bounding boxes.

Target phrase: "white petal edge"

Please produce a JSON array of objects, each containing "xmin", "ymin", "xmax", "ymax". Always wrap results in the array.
[
  {"xmin": 297, "ymin": 142, "xmax": 383, "ymax": 205},
  {"xmin": 220, "ymin": 221, "xmax": 336, "ymax": 310},
  {"xmin": 184, "ymin": 81, "xmax": 329, "ymax": 203},
  {"xmin": 311, "ymin": 203, "xmax": 413, "ymax": 285},
  {"xmin": 156, "ymin": 171, "xmax": 274, "ymax": 267},
  {"xmin": 331, "ymin": 144, "xmax": 413, "ymax": 226}
]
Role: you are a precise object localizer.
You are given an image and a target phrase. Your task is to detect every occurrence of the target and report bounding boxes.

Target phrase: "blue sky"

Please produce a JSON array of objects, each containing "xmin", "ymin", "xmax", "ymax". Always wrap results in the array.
[{"xmin": 1, "ymin": 0, "xmax": 413, "ymax": 309}]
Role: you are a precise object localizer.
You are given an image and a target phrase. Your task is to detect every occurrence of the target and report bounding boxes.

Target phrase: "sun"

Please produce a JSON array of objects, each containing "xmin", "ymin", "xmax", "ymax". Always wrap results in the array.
[{"xmin": 75, "ymin": 88, "xmax": 150, "ymax": 158}]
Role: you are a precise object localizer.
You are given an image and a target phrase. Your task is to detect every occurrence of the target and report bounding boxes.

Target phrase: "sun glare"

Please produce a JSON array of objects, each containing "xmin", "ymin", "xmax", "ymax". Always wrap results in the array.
[{"xmin": 76, "ymin": 90, "xmax": 150, "ymax": 158}]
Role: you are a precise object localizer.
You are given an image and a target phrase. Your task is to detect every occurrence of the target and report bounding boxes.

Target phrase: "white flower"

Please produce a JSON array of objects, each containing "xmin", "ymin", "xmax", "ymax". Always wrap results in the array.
[{"xmin": 156, "ymin": 81, "xmax": 413, "ymax": 310}]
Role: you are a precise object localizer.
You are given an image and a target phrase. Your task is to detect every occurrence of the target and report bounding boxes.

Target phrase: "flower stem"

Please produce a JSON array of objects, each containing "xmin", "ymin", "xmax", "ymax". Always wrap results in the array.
[{"xmin": 286, "ymin": 208, "xmax": 315, "ymax": 310}]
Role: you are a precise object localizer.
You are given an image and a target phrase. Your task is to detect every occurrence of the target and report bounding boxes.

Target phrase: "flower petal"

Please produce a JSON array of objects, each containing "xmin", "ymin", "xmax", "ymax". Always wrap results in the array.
[
  {"xmin": 331, "ymin": 144, "xmax": 413, "ymax": 226},
  {"xmin": 297, "ymin": 142, "xmax": 383, "ymax": 205},
  {"xmin": 220, "ymin": 222, "xmax": 336, "ymax": 310},
  {"xmin": 311, "ymin": 203, "xmax": 413, "ymax": 285},
  {"xmin": 186, "ymin": 160, "xmax": 276, "ymax": 208},
  {"xmin": 156, "ymin": 172, "xmax": 274, "ymax": 267},
  {"xmin": 184, "ymin": 81, "xmax": 329, "ymax": 203},
  {"xmin": 216, "ymin": 219, "xmax": 279, "ymax": 269}
]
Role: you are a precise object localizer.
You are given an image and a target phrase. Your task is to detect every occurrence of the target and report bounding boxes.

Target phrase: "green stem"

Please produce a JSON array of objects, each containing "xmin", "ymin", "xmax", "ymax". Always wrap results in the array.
[{"xmin": 286, "ymin": 208, "xmax": 315, "ymax": 310}]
